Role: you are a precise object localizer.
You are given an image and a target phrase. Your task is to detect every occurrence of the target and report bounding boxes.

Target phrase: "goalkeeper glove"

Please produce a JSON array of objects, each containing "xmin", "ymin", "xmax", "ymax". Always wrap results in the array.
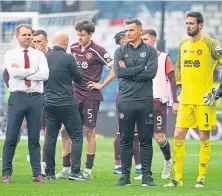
[
  {"xmin": 203, "ymin": 85, "xmax": 222, "ymax": 106},
  {"xmin": 176, "ymin": 84, "xmax": 182, "ymax": 102}
]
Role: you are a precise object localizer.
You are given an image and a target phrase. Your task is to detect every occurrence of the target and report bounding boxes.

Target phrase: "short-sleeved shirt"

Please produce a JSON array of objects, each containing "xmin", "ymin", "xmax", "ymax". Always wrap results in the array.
[
  {"xmin": 70, "ymin": 41, "xmax": 112, "ymax": 101},
  {"xmin": 175, "ymin": 36, "xmax": 222, "ymax": 105}
]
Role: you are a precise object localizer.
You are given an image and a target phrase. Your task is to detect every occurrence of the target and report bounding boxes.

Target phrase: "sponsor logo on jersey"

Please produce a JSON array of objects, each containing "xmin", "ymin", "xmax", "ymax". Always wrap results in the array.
[
  {"xmin": 184, "ymin": 60, "xmax": 200, "ymax": 68},
  {"xmin": 86, "ymin": 52, "xmax": 92, "ymax": 59}
]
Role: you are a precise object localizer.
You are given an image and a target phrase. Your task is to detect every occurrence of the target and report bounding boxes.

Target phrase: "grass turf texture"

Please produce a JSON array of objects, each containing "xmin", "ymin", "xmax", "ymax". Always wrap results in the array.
[{"xmin": 0, "ymin": 138, "xmax": 221, "ymax": 196}]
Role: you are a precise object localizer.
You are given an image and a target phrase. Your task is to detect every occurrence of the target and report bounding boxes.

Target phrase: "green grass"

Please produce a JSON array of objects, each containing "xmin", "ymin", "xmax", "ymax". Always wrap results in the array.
[{"xmin": 0, "ymin": 138, "xmax": 221, "ymax": 196}]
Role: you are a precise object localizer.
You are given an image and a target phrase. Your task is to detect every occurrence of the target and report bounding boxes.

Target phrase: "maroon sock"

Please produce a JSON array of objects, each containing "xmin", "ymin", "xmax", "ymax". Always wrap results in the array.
[
  {"xmin": 114, "ymin": 134, "xmax": 121, "ymax": 165},
  {"xmin": 63, "ymin": 153, "xmax": 71, "ymax": 167},
  {"xmin": 86, "ymin": 154, "xmax": 95, "ymax": 169},
  {"xmin": 160, "ymin": 140, "xmax": 171, "ymax": 161},
  {"xmin": 42, "ymin": 143, "xmax": 46, "ymax": 162},
  {"xmin": 133, "ymin": 135, "xmax": 140, "ymax": 165}
]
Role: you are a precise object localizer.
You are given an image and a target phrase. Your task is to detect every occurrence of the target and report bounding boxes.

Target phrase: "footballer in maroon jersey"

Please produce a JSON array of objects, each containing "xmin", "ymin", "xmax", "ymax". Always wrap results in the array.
[{"xmin": 56, "ymin": 20, "xmax": 115, "ymax": 180}]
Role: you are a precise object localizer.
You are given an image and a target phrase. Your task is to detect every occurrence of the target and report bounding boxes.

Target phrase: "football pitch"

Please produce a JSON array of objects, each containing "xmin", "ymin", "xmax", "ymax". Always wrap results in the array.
[{"xmin": 0, "ymin": 138, "xmax": 221, "ymax": 196}]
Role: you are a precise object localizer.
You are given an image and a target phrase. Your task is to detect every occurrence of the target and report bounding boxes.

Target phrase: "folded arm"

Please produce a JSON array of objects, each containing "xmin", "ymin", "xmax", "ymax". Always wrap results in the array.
[
  {"xmin": 113, "ymin": 48, "xmax": 144, "ymax": 79},
  {"xmin": 26, "ymin": 52, "xmax": 49, "ymax": 81},
  {"xmin": 133, "ymin": 48, "xmax": 158, "ymax": 81}
]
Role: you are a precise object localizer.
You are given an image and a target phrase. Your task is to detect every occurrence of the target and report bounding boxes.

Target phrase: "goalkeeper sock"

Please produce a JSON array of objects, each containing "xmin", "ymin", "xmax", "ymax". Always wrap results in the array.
[
  {"xmin": 198, "ymin": 139, "xmax": 211, "ymax": 182},
  {"xmin": 173, "ymin": 139, "xmax": 186, "ymax": 181}
]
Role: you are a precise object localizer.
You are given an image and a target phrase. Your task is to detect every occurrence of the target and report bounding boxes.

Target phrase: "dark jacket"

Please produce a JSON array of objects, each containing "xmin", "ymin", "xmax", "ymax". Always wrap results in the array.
[
  {"xmin": 114, "ymin": 41, "xmax": 158, "ymax": 102},
  {"xmin": 44, "ymin": 46, "xmax": 82, "ymax": 106}
]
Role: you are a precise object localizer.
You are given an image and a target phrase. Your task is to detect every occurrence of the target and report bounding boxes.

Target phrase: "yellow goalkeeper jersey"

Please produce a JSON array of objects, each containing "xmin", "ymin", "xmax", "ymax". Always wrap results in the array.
[{"xmin": 175, "ymin": 35, "xmax": 222, "ymax": 105}]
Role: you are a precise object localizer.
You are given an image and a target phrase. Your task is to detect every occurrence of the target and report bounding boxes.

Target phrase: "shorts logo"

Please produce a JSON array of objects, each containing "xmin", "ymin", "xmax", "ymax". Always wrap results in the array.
[
  {"xmin": 103, "ymin": 53, "xmax": 110, "ymax": 59},
  {"xmin": 197, "ymin": 49, "xmax": 202, "ymax": 55},
  {"xmin": 140, "ymin": 52, "xmax": 146, "ymax": 58},
  {"xmin": 119, "ymin": 113, "xmax": 124, "ymax": 119},
  {"xmin": 86, "ymin": 52, "xmax": 92, "ymax": 59},
  {"xmin": 146, "ymin": 119, "xmax": 153, "ymax": 124}
]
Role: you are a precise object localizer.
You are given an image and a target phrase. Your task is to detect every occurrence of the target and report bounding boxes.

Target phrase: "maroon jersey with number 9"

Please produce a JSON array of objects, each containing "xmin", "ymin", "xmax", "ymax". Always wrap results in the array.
[{"xmin": 70, "ymin": 41, "xmax": 112, "ymax": 101}]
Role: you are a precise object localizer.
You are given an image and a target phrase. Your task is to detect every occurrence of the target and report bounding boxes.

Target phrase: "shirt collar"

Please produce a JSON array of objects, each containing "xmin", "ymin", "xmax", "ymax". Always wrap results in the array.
[
  {"xmin": 78, "ymin": 40, "xmax": 94, "ymax": 51},
  {"xmin": 17, "ymin": 46, "xmax": 32, "ymax": 52},
  {"xmin": 128, "ymin": 39, "xmax": 144, "ymax": 49},
  {"xmin": 53, "ymin": 46, "xmax": 66, "ymax": 52}
]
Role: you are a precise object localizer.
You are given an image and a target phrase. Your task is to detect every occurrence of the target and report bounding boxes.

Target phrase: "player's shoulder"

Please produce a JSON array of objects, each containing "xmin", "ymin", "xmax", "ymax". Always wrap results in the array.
[
  {"xmin": 70, "ymin": 42, "xmax": 79, "ymax": 50},
  {"xmin": 202, "ymin": 36, "xmax": 219, "ymax": 47},
  {"xmin": 89, "ymin": 41, "xmax": 106, "ymax": 53},
  {"xmin": 179, "ymin": 38, "xmax": 190, "ymax": 47}
]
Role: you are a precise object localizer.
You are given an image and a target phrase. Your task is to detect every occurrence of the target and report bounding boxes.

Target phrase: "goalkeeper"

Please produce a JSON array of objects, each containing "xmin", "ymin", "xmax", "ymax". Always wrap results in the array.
[{"xmin": 164, "ymin": 12, "xmax": 222, "ymax": 188}]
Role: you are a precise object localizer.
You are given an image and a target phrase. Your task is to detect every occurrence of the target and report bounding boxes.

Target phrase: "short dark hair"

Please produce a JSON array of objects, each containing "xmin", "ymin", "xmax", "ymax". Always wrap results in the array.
[
  {"xmin": 75, "ymin": 20, "xmax": 95, "ymax": 33},
  {"xmin": 186, "ymin": 12, "xmax": 204, "ymax": 24},
  {"xmin": 15, "ymin": 24, "xmax": 32, "ymax": 35},
  {"xmin": 142, "ymin": 29, "xmax": 157, "ymax": 37},
  {"xmin": 114, "ymin": 30, "xmax": 126, "ymax": 45},
  {"xmin": 33, "ymin": 30, "xmax": 47, "ymax": 38},
  {"xmin": 125, "ymin": 18, "xmax": 142, "ymax": 28}
]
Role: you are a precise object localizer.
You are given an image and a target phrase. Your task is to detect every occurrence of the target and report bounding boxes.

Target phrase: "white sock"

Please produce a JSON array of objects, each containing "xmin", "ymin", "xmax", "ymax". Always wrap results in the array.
[
  {"xmin": 135, "ymin": 164, "xmax": 141, "ymax": 169},
  {"xmin": 62, "ymin": 167, "xmax": 71, "ymax": 173},
  {"xmin": 84, "ymin": 168, "xmax": 92, "ymax": 174},
  {"xmin": 114, "ymin": 165, "xmax": 121, "ymax": 169}
]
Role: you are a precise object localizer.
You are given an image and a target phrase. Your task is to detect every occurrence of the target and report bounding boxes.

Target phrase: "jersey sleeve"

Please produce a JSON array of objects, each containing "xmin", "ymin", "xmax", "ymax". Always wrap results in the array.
[
  {"xmin": 97, "ymin": 47, "xmax": 113, "ymax": 68},
  {"xmin": 175, "ymin": 43, "xmax": 182, "ymax": 85},
  {"xmin": 208, "ymin": 38, "xmax": 222, "ymax": 64},
  {"xmin": 165, "ymin": 55, "xmax": 174, "ymax": 75}
]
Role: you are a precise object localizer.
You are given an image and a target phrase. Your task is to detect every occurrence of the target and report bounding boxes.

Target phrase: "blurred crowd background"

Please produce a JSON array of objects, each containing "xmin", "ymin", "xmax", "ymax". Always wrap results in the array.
[{"xmin": 0, "ymin": 1, "xmax": 222, "ymax": 137}]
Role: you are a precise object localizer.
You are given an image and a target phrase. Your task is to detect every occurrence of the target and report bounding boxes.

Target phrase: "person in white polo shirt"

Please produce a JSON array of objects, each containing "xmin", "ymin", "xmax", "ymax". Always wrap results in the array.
[{"xmin": 2, "ymin": 24, "xmax": 49, "ymax": 183}]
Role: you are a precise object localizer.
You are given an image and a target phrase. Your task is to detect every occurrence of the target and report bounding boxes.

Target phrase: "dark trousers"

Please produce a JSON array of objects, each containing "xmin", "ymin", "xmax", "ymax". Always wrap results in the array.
[
  {"xmin": 2, "ymin": 92, "xmax": 44, "ymax": 177},
  {"xmin": 118, "ymin": 101, "xmax": 154, "ymax": 176},
  {"xmin": 44, "ymin": 104, "xmax": 83, "ymax": 175}
]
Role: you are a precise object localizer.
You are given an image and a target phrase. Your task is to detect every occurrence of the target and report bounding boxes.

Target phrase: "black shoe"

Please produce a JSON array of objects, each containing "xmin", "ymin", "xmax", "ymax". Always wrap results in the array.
[
  {"xmin": 116, "ymin": 174, "xmax": 131, "ymax": 186},
  {"xmin": 69, "ymin": 172, "xmax": 86, "ymax": 181},
  {"xmin": 47, "ymin": 175, "xmax": 56, "ymax": 180},
  {"xmin": 141, "ymin": 175, "xmax": 157, "ymax": 186}
]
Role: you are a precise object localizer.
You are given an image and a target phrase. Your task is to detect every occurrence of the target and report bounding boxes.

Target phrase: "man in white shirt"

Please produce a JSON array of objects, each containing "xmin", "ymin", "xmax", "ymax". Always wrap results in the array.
[{"xmin": 2, "ymin": 24, "xmax": 49, "ymax": 183}]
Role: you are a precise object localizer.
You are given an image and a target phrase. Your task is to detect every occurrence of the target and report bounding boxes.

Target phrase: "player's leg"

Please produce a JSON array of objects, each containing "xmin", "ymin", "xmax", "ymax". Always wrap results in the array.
[
  {"xmin": 133, "ymin": 129, "xmax": 141, "ymax": 174},
  {"xmin": 136, "ymin": 101, "xmax": 156, "ymax": 186},
  {"xmin": 153, "ymin": 102, "xmax": 172, "ymax": 179},
  {"xmin": 56, "ymin": 125, "xmax": 72, "ymax": 179},
  {"xmin": 116, "ymin": 102, "xmax": 135, "ymax": 186},
  {"xmin": 164, "ymin": 104, "xmax": 194, "ymax": 187},
  {"xmin": 113, "ymin": 92, "xmax": 122, "ymax": 174},
  {"xmin": 193, "ymin": 105, "xmax": 215, "ymax": 188},
  {"xmin": 113, "ymin": 132, "xmax": 122, "ymax": 174},
  {"xmin": 82, "ymin": 100, "xmax": 100, "ymax": 179},
  {"xmin": 41, "ymin": 109, "xmax": 47, "ymax": 176},
  {"xmin": 60, "ymin": 105, "xmax": 84, "ymax": 181}
]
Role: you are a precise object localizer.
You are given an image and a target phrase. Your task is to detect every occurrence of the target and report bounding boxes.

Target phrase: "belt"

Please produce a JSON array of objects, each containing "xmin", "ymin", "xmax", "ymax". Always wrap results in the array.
[
  {"xmin": 13, "ymin": 91, "xmax": 41, "ymax": 96},
  {"xmin": 153, "ymin": 98, "xmax": 161, "ymax": 102}
]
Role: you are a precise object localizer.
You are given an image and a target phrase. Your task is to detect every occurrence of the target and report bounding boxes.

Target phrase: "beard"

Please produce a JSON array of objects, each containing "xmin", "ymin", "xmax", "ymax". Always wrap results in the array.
[{"xmin": 187, "ymin": 27, "xmax": 200, "ymax": 36}]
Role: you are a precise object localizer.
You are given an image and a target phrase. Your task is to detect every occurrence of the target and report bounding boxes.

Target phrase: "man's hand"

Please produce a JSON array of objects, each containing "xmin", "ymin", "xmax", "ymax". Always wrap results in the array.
[
  {"xmin": 87, "ymin": 81, "xmax": 103, "ymax": 90},
  {"xmin": 172, "ymin": 102, "xmax": 179, "ymax": 115},
  {"xmin": 203, "ymin": 87, "xmax": 222, "ymax": 106},
  {"xmin": 11, "ymin": 63, "xmax": 19, "ymax": 68},
  {"xmin": 119, "ymin": 60, "xmax": 126, "ymax": 68}
]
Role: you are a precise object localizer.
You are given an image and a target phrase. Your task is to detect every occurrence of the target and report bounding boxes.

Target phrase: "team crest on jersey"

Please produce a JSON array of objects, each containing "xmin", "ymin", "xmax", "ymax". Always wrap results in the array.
[
  {"xmin": 124, "ymin": 53, "xmax": 128, "ymax": 57},
  {"xmin": 184, "ymin": 50, "xmax": 187, "ymax": 53},
  {"xmin": 103, "ymin": 53, "xmax": 110, "ymax": 59},
  {"xmin": 197, "ymin": 49, "xmax": 202, "ymax": 55},
  {"xmin": 86, "ymin": 52, "xmax": 92, "ymax": 59},
  {"xmin": 140, "ymin": 52, "xmax": 146, "ymax": 58}
]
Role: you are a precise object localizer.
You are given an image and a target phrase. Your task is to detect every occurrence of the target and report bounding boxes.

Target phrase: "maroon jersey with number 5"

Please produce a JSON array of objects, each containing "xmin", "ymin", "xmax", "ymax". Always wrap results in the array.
[{"xmin": 70, "ymin": 41, "xmax": 112, "ymax": 101}]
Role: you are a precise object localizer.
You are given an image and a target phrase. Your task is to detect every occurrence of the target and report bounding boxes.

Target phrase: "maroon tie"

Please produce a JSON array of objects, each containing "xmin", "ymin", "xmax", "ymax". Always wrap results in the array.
[{"xmin": 24, "ymin": 49, "xmax": 31, "ymax": 87}]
